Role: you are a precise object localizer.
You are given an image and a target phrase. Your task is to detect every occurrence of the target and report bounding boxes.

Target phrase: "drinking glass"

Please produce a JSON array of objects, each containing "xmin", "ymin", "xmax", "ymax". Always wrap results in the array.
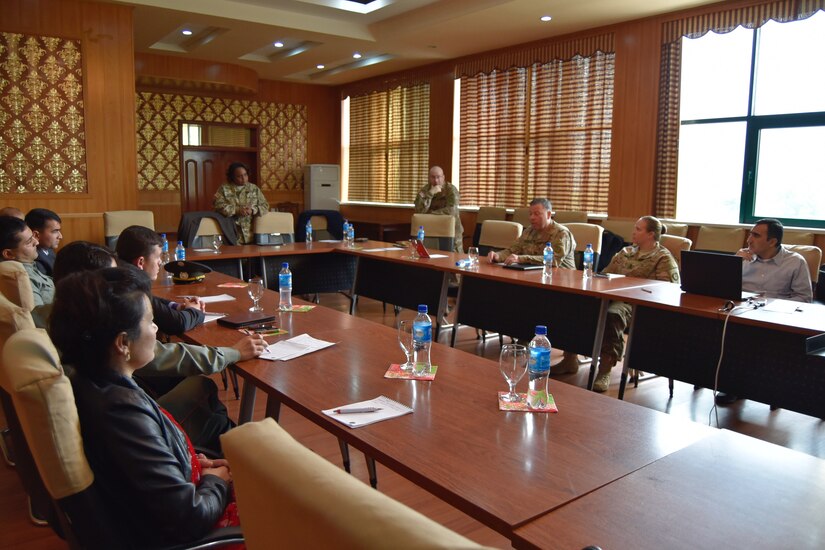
[
  {"xmin": 409, "ymin": 239, "xmax": 419, "ymax": 260},
  {"xmin": 397, "ymin": 320, "xmax": 414, "ymax": 371},
  {"xmin": 467, "ymin": 247, "xmax": 479, "ymax": 270},
  {"xmin": 247, "ymin": 277, "xmax": 264, "ymax": 311},
  {"xmin": 499, "ymin": 344, "xmax": 528, "ymax": 402},
  {"xmin": 211, "ymin": 234, "xmax": 222, "ymax": 254}
]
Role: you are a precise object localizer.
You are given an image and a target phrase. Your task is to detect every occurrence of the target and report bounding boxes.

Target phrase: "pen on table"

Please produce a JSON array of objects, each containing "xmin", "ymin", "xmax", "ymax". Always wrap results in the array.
[
  {"xmin": 640, "ymin": 287, "xmax": 652, "ymax": 293},
  {"xmin": 333, "ymin": 407, "xmax": 383, "ymax": 414}
]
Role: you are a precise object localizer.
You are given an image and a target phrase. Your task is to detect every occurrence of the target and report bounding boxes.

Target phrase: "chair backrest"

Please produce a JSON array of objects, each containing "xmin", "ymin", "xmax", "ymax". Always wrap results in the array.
[
  {"xmin": 472, "ymin": 207, "xmax": 507, "ymax": 247},
  {"xmin": 0, "ymin": 260, "xmax": 35, "ymax": 312},
  {"xmin": 103, "ymin": 210, "xmax": 155, "ymax": 249},
  {"xmin": 695, "ymin": 226, "xmax": 747, "ymax": 253},
  {"xmin": 511, "ymin": 207, "xmax": 530, "ymax": 228},
  {"xmin": 295, "ymin": 210, "xmax": 345, "ymax": 242},
  {"xmin": 410, "ymin": 213, "xmax": 455, "ymax": 252},
  {"xmin": 553, "ymin": 210, "xmax": 588, "ymax": 224},
  {"xmin": 660, "ymin": 234, "xmax": 693, "ymax": 271},
  {"xmin": 254, "ymin": 212, "xmax": 295, "ymax": 245},
  {"xmin": 783, "ymin": 230, "xmax": 816, "ymax": 246},
  {"xmin": 193, "ymin": 217, "xmax": 223, "ymax": 248},
  {"xmin": 601, "ymin": 218, "xmax": 636, "ymax": 244},
  {"xmin": 565, "ymin": 223, "xmax": 604, "ymax": 270},
  {"xmin": 785, "ymin": 245, "xmax": 822, "ymax": 284},
  {"xmin": 221, "ymin": 418, "xmax": 483, "ymax": 549},
  {"xmin": 478, "ymin": 220, "xmax": 523, "ymax": 256},
  {"xmin": 664, "ymin": 222, "xmax": 689, "ymax": 238}
]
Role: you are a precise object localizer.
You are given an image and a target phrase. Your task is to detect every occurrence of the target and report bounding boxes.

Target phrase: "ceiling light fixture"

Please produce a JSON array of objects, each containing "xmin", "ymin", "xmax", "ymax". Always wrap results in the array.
[
  {"xmin": 540, "ymin": 15, "xmax": 552, "ymax": 22},
  {"xmin": 353, "ymin": 52, "xmax": 362, "ymax": 59},
  {"xmin": 273, "ymin": 41, "xmax": 284, "ymax": 48},
  {"xmin": 181, "ymin": 29, "xmax": 193, "ymax": 35},
  {"xmin": 316, "ymin": 64, "xmax": 325, "ymax": 69}
]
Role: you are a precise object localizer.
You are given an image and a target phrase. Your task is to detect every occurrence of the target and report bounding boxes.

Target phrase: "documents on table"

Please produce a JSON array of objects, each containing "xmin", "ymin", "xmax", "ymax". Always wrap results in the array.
[
  {"xmin": 203, "ymin": 312, "xmax": 227, "ymax": 323},
  {"xmin": 178, "ymin": 293, "xmax": 236, "ymax": 304},
  {"xmin": 427, "ymin": 254, "xmax": 448, "ymax": 258},
  {"xmin": 323, "ymin": 395, "xmax": 413, "ymax": 428},
  {"xmin": 260, "ymin": 333, "xmax": 335, "ymax": 361},
  {"xmin": 363, "ymin": 247, "xmax": 401, "ymax": 252}
]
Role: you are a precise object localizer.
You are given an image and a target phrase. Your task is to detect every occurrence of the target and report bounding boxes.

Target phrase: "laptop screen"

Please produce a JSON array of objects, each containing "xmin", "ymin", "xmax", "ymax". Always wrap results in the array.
[{"xmin": 680, "ymin": 250, "xmax": 745, "ymax": 300}]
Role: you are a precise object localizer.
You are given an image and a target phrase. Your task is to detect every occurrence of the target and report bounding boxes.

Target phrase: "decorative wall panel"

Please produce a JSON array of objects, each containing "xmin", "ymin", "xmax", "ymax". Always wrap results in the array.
[
  {"xmin": 136, "ymin": 92, "xmax": 307, "ymax": 191},
  {"xmin": 0, "ymin": 32, "xmax": 87, "ymax": 193}
]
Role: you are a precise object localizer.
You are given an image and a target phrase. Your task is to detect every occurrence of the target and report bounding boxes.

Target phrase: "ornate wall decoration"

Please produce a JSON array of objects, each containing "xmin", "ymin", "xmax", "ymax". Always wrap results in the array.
[
  {"xmin": 0, "ymin": 33, "xmax": 87, "ymax": 193},
  {"xmin": 136, "ymin": 92, "xmax": 307, "ymax": 191}
]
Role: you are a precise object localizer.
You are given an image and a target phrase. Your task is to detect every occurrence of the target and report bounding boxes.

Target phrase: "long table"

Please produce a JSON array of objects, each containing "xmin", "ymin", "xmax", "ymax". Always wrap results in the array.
[
  {"xmin": 153, "ymin": 272, "xmax": 712, "ymax": 538},
  {"xmin": 178, "ymin": 240, "xmax": 825, "ymax": 417},
  {"xmin": 512, "ymin": 429, "xmax": 825, "ymax": 549}
]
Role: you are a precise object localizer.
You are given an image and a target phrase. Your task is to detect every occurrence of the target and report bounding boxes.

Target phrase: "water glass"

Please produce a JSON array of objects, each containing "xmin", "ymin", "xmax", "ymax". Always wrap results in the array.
[
  {"xmin": 467, "ymin": 247, "xmax": 479, "ymax": 270},
  {"xmin": 212, "ymin": 234, "xmax": 223, "ymax": 254},
  {"xmin": 397, "ymin": 320, "xmax": 414, "ymax": 371},
  {"xmin": 409, "ymin": 239, "xmax": 419, "ymax": 260},
  {"xmin": 247, "ymin": 277, "xmax": 264, "ymax": 311},
  {"xmin": 499, "ymin": 344, "xmax": 528, "ymax": 402}
]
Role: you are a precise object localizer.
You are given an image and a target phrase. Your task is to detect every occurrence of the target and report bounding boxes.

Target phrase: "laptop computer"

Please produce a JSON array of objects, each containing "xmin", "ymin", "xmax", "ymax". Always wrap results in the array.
[{"xmin": 680, "ymin": 250, "xmax": 756, "ymax": 300}]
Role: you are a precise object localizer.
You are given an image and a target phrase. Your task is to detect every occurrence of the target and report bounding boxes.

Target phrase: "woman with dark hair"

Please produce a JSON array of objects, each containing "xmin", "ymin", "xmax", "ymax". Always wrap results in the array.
[
  {"xmin": 213, "ymin": 162, "xmax": 269, "ymax": 244},
  {"xmin": 48, "ymin": 267, "xmax": 239, "ymax": 547}
]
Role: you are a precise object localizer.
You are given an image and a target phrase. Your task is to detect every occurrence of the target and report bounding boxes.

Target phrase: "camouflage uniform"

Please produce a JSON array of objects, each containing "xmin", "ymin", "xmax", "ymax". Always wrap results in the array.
[
  {"xmin": 414, "ymin": 181, "xmax": 464, "ymax": 254},
  {"xmin": 495, "ymin": 223, "xmax": 577, "ymax": 268},
  {"xmin": 601, "ymin": 243, "xmax": 680, "ymax": 362},
  {"xmin": 213, "ymin": 182, "xmax": 270, "ymax": 244}
]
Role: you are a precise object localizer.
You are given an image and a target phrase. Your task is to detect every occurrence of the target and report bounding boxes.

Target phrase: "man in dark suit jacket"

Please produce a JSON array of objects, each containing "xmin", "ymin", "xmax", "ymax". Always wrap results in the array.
[{"xmin": 25, "ymin": 208, "xmax": 62, "ymax": 277}]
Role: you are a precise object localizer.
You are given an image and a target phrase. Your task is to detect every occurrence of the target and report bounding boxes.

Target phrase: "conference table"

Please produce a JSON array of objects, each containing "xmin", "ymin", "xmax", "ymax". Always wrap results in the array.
[
  {"xmin": 177, "ymin": 240, "xmax": 825, "ymax": 418},
  {"xmin": 153, "ymin": 271, "xmax": 712, "ymax": 539},
  {"xmin": 512, "ymin": 429, "xmax": 825, "ymax": 549},
  {"xmin": 604, "ymin": 283, "xmax": 825, "ymax": 417}
]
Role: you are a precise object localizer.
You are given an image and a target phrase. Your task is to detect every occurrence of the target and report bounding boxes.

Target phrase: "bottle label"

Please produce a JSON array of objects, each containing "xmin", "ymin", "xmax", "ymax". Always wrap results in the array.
[
  {"xmin": 583, "ymin": 252, "xmax": 593, "ymax": 264},
  {"xmin": 279, "ymin": 273, "xmax": 292, "ymax": 289},
  {"xmin": 529, "ymin": 347, "xmax": 550, "ymax": 373},
  {"xmin": 544, "ymin": 250, "xmax": 553, "ymax": 263},
  {"xmin": 413, "ymin": 321, "xmax": 432, "ymax": 343}
]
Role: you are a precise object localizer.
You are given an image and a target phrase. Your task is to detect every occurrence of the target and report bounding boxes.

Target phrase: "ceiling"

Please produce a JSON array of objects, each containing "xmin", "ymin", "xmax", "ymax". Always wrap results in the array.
[{"xmin": 109, "ymin": 0, "xmax": 721, "ymax": 86}]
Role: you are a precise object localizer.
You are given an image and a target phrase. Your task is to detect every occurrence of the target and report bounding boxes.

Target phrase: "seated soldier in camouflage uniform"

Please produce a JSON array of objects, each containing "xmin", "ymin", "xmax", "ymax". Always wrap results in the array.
[
  {"xmin": 594, "ymin": 215, "xmax": 680, "ymax": 392},
  {"xmin": 487, "ymin": 198, "xmax": 582, "ymax": 373}
]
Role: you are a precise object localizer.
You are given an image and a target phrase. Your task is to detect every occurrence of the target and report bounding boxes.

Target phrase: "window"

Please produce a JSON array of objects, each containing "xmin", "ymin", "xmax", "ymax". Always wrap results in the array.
[
  {"xmin": 458, "ymin": 52, "xmax": 614, "ymax": 211},
  {"xmin": 345, "ymin": 84, "xmax": 430, "ymax": 203},
  {"xmin": 675, "ymin": 11, "xmax": 825, "ymax": 227}
]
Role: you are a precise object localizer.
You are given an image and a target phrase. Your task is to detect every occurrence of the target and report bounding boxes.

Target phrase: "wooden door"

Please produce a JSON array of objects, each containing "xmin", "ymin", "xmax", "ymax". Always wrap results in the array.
[{"xmin": 181, "ymin": 150, "xmax": 257, "ymax": 212}]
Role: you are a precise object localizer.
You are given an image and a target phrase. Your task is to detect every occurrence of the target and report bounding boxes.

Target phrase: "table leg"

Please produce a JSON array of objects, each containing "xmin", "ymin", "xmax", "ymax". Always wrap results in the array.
[
  {"xmin": 260, "ymin": 257, "xmax": 267, "ymax": 288},
  {"xmin": 265, "ymin": 395, "xmax": 281, "ymax": 422},
  {"xmin": 238, "ymin": 379, "xmax": 257, "ymax": 424},
  {"xmin": 587, "ymin": 299, "xmax": 609, "ymax": 391},
  {"xmin": 617, "ymin": 304, "xmax": 638, "ymax": 400},
  {"xmin": 338, "ymin": 440, "xmax": 351, "ymax": 473}
]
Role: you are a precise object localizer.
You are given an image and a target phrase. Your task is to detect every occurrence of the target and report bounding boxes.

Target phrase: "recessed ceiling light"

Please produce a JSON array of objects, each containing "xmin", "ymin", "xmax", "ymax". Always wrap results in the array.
[
  {"xmin": 316, "ymin": 64, "xmax": 325, "ymax": 69},
  {"xmin": 181, "ymin": 29, "xmax": 193, "ymax": 35},
  {"xmin": 353, "ymin": 52, "xmax": 362, "ymax": 59},
  {"xmin": 540, "ymin": 15, "xmax": 552, "ymax": 22},
  {"xmin": 273, "ymin": 41, "xmax": 284, "ymax": 48}
]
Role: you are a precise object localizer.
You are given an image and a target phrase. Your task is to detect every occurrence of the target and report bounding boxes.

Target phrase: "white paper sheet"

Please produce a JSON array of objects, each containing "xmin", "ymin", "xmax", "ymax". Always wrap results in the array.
[
  {"xmin": 260, "ymin": 333, "xmax": 335, "ymax": 361},
  {"xmin": 178, "ymin": 294, "xmax": 236, "ymax": 304}
]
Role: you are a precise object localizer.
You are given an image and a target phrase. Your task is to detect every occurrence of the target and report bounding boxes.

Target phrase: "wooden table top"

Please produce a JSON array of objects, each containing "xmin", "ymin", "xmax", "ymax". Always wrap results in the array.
[
  {"xmin": 154, "ymin": 272, "xmax": 713, "ymax": 536},
  {"xmin": 512, "ymin": 429, "xmax": 825, "ymax": 550}
]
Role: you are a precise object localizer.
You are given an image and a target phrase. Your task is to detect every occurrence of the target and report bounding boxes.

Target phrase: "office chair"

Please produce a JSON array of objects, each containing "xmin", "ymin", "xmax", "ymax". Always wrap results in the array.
[{"xmin": 103, "ymin": 210, "xmax": 155, "ymax": 249}]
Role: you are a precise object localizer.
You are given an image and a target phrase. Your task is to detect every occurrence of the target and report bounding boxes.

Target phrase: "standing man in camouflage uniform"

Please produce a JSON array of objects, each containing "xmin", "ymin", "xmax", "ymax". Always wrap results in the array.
[
  {"xmin": 487, "ymin": 198, "xmax": 582, "ymax": 374},
  {"xmin": 593, "ymin": 215, "xmax": 680, "ymax": 392},
  {"xmin": 213, "ymin": 162, "xmax": 270, "ymax": 244},
  {"xmin": 414, "ymin": 166, "xmax": 464, "ymax": 254}
]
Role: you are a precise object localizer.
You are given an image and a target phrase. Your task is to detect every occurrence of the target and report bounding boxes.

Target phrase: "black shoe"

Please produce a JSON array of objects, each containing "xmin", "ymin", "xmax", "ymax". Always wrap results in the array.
[{"xmin": 714, "ymin": 392, "xmax": 739, "ymax": 405}]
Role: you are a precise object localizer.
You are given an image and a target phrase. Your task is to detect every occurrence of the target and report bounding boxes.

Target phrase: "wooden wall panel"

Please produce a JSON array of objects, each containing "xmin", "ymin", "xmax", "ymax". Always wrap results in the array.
[{"xmin": 0, "ymin": 0, "xmax": 136, "ymax": 245}]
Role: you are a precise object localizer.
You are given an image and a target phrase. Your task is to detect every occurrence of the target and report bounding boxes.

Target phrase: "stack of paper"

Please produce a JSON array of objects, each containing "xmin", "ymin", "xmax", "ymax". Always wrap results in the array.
[
  {"xmin": 323, "ymin": 396, "xmax": 413, "ymax": 428},
  {"xmin": 260, "ymin": 333, "xmax": 335, "ymax": 361}
]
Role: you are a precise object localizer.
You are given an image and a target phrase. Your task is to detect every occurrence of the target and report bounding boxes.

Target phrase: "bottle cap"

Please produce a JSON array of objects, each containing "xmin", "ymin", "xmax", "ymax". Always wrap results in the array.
[
  {"xmin": 161, "ymin": 233, "xmax": 167, "ymax": 238},
  {"xmin": 177, "ymin": 241, "xmax": 183, "ymax": 245},
  {"xmin": 418, "ymin": 304, "xmax": 428, "ymax": 313},
  {"xmin": 281, "ymin": 262, "xmax": 289, "ymax": 268},
  {"xmin": 535, "ymin": 325, "xmax": 547, "ymax": 335}
]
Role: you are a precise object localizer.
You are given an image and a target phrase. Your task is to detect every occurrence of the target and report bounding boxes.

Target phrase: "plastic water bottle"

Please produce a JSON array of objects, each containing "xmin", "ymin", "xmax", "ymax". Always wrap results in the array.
[
  {"xmin": 342, "ymin": 220, "xmax": 349, "ymax": 242},
  {"xmin": 582, "ymin": 243, "xmax": 594, "ymax": 279},
  {"xmin": 347, "ymin": 223, "xmax": 355, "ymax": 247},
  {"xmin": 417, "ymin": 225, "xmax": 425, "ymax": 243},
  {"xmin": 174, "ymin": 241, "xmax": 186, "ymax": 261},
  {"xmin": 305, "ymin": 220, "xmax": 313, "ymax": 244},
  {"xmin": 160, "ymin": 234, "xmax": 172, "ymax": 279},
  {"xmin": 543, "ymin": 242, "xmax": 554, "ymax": 279},
  {"xmin": 528, "ymin": 325, "xmax": 552, "ymax": 409},
  {"xmin": 278, "ymin": 262, "xmax": 292, "ymax": 311},
  {"xmin": 412, "ymin": 304, "xmax": 432, "ymax": 376}
]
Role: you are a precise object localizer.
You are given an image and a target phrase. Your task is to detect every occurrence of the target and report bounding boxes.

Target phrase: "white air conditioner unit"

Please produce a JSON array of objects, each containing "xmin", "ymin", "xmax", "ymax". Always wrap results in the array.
[{"xmin": 303, "ymin": 164, "xmax": 340, "ymax": 211}]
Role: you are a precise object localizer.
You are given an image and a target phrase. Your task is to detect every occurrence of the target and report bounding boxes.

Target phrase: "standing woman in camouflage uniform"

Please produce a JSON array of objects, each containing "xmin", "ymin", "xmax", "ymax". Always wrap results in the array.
[
  {"xmin": 593, "ymin": 215, "xmax": 680, "ymax": 392},
  {"xmin": 213, "ymin": 162, "xmax": 270, "ymax": 244}
]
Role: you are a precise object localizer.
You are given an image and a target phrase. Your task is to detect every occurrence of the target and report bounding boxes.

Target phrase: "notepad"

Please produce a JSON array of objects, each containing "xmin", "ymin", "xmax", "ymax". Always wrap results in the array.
[
  {"xmin": 260, "ymin": 333, "xmax": 334, "ymax": 361},
  {"xmin": 323, "ymin": 396, "xmax": 413, "ymax": 428}
]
